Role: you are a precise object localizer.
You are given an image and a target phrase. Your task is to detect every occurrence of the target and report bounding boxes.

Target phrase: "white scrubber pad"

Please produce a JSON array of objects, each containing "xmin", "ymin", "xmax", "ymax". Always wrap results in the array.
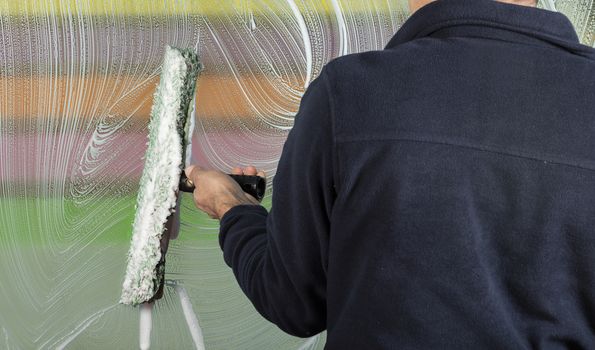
[{"xmin": 121, "ymin": 46, "xmax": 202, "ymax": 306}]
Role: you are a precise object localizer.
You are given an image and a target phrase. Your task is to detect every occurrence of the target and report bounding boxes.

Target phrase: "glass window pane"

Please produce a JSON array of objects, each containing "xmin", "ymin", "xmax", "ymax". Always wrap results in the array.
[{"xmin": 0, "ymin": 0, "xmax": 592, "ymax": 348}]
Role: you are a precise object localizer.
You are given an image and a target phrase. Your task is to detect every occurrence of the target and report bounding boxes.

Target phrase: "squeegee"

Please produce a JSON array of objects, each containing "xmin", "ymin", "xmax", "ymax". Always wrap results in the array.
[{"xmin": 121, "ymin": 46, "xmax": 265, "ymax": 307}]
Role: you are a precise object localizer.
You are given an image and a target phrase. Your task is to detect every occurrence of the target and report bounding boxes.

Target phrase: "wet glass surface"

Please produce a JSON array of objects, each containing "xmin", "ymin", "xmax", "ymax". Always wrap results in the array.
[{"xmin": 0, "ymin": 0, "xmax": 592, "ymax": 348}]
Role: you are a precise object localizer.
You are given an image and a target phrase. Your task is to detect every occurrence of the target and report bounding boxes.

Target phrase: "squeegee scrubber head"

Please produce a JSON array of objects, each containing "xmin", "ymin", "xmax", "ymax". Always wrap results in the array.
[{"xmin": 121, "ymin": 46, "xmax": 202, "ymax": 305}]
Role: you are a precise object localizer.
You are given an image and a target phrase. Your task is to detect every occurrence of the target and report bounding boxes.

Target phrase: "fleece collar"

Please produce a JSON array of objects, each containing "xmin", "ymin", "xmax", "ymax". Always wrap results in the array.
[{"xmin": 385, "ymin": 0, "xmax": 594, "ymax": 57}]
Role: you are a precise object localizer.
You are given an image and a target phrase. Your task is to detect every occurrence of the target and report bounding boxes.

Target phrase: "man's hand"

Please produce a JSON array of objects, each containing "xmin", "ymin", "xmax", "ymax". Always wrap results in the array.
[{"xmin": 184, "ymin": 165, "xmax": 266, "ymax": 220}]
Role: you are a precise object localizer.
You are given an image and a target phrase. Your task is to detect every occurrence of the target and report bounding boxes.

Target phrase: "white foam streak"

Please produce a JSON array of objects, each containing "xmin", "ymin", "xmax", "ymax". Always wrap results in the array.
[
  {"xmin": 175, "ymin": 284, "xmax": 205, "ymax": 350},
  {"xmin": 139, "ymin": 303, "xmax": 153, "ymax": 350}
]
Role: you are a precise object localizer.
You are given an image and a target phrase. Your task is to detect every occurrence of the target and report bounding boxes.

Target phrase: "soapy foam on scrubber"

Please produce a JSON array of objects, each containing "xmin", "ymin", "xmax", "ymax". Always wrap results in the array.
[{"xmin": 121, "ymin": 46, "xmax": 202, "ymax": 306}]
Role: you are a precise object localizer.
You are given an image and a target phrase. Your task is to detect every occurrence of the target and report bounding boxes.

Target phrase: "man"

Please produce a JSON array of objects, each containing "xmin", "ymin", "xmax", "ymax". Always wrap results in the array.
[{"xmin": 185, "ymin": 0, "xmax": 595, "ymax": 348}]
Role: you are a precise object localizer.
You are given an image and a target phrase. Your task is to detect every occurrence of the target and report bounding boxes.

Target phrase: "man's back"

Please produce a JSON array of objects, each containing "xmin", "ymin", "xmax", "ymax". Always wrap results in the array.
[
  {"xmin": 216, "ymin": 0, "xmax": 595, "ymax": 348},
  {"xmin": 324, "ymin": 0, "xmax": 595, "ymax": 348}
]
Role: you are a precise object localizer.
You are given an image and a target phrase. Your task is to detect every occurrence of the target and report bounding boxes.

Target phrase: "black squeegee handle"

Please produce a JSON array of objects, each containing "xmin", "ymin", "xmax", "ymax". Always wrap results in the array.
[{"xmin": 179, "ymin": 173, "xmax": 266, "ymax": 202}]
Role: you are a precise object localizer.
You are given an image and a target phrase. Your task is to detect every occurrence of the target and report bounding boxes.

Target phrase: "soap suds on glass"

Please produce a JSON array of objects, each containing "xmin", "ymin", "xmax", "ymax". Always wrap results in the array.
[{"xmin": 0, "ymin": 0, "xmax": 592, "ymax": 348}]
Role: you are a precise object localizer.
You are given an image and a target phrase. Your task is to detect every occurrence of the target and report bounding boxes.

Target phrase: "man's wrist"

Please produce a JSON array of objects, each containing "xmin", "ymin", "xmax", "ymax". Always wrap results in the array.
[{"xmin": 217, "ymin": 198, "xmax": 257, "ymax": 219}]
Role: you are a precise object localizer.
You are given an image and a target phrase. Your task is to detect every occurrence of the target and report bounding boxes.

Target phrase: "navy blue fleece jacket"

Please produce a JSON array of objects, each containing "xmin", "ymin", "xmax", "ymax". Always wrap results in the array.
[{"xmin": 219, "ymin": 0, "xmax": 595, "ymax": 348}]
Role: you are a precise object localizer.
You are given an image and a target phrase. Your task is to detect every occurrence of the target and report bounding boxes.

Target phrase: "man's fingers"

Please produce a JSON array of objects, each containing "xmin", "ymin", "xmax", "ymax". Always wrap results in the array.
[
  {"xmin": 184, "ymin": 165, "xmax": 194, "ymax": 175},
  {"xmin": 244, "ymin": 165, "xmax": 258, "ymax": 176},
  {"xmin": 185, "ymin": 165, "xmax": 196, "ymax": 178},
  {"xmin": 229, "ymin": 165, "xmax": 265, "ymax": 178},
  {"xmin": 185, "ymin": 165, "xmax": 205, "ymax": 187},
  {"xmin": 185, "ymin": 165, "xmax": 203, "ymax": 177}
]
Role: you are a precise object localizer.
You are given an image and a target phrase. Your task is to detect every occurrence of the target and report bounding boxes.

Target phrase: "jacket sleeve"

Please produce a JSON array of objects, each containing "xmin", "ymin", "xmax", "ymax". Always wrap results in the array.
[{"xmin": 219, "ymin": 68, "xmax": 335, "ymax": 337}]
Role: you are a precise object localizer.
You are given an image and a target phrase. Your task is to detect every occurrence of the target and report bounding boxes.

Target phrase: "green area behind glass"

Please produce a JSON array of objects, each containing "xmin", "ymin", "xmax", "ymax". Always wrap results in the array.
[{"xmin": 0, "ymin": 193, "xmax": 272, "ymax": 245}]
